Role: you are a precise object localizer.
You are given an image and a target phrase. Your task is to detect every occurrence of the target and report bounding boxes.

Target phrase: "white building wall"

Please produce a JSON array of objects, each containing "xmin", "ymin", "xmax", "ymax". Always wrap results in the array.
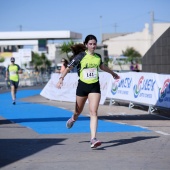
[
  {"xmin": 46, "ymin": 44, "xmax": 57, "ymax": 61},
  {"xmin": 103, "ymin": 23, "xmax": 170, "ymax": 57},
  {"xmin": 0, "ymin": 40, "xmax": 38, "ymax": 46},
  {"xmin": 153, "ymin": 23, "xmax": 170, "ymax": 42},
  {"xmin": 103, "ymin": 23, "xmax": 151, "ymax": 57},
  {"xmin": 0, "ymin": 31, "xmax": 82, "ymax": 40}
]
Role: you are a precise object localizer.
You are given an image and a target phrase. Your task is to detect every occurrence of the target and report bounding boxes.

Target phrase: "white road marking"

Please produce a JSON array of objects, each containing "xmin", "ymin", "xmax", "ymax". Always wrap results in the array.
[
  {"xmin": 105, "ymin": 112, "xmax": 170, "ymax": 135},
  {"xmin": 115, "ymin": 122, "xmax": 127, "ymax": 125},
  {"xmin": 133, "ymin": 125, "xmax": 148, "ymax": 129},
  {"xmin": 107, "ymin": 112, "xmax": 113, "ymax": 116},
  {"xmin": 58, "ymin": 107, "xmax": 66, "ymax": 109},
  {"xmin": 107, "ymin": 112, "xmax": 126, "ymax": 116},
  {"xmin": 155, "ymin": 131, "xmax": 170, "ymax": 136}
]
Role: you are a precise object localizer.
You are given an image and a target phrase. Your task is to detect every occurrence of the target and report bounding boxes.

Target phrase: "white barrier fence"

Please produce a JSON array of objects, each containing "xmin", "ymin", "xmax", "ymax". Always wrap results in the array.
[
  {"xmin": 41, "ymin": 72, "xmax": 170, "ymax": 111},
  {"xmin": 40, "ymin": 72, "xmax": 110, "ymax": 104}
]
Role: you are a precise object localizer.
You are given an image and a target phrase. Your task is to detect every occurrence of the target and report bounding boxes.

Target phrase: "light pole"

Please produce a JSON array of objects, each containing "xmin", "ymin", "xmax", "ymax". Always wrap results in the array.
[
  {"xmin": 150, "ymin": 11, "xmax": 154, "ymax": 45},
  {"xmin": 19, "ymin": 25, "xmax": 22, "ymax": 31},
  {"xmin": 114, "ymin": 23, "xmax": 118, "ymax": 33},
  {"xmin": 100, "ymin": 16, "xmax": 102, "ymax": 43}
]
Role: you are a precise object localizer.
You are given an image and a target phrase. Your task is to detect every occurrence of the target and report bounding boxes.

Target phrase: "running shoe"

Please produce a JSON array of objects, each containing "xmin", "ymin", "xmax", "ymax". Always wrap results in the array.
[
  {"xmin": 66, "ymin": 117, "xmax": 75, "ymax": 129},
  {"xmin": 12, "ymin": 101, "xmax": 16, "ymax": 105},
  {"xmin": 90, "ymin": 138, "xmax": 101, "ymax": 148}
]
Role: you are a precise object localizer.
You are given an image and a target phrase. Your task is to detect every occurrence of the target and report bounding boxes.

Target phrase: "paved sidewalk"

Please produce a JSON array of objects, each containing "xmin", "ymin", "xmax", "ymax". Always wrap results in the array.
[{"xmin": 0, "ymin": 86, "xmax": 170, "ymax": 170}]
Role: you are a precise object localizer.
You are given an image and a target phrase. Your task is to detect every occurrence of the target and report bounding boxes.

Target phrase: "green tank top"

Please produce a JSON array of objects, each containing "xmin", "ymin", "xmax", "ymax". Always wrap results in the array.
[
  {"xmin": 8, "ymin": 64, "xmax": 20, "ymax": 82},
  {"xmin": 79, "ymin": 52, "xmax": 102, "ymax": 84}
]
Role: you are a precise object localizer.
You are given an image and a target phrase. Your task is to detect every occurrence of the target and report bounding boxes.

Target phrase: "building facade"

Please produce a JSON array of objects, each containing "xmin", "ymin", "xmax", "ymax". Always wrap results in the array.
[
  {"xmin": 102, "ymin": 23, "xmax": 170, "ymax": 57},
  {"xmin": 142, "ymin": 27, "xmax": 170, "ymax": 74},
  {"xmin": 0, "ymin": 31, "xmax": 82, "ymax": 68}
]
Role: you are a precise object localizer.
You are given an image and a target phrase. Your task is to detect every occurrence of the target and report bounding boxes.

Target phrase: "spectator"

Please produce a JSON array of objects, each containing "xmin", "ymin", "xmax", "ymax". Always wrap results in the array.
[
  {"xmin": 134, "ymin": 61, "xmax": 140, "ymax": 72},
  {"xmin": 130, "ymin": 61, "xmax": 134, "ymax": 71},
  {"xmin": 56, "ymin": 58, "xmax": 68, "ymax": 73}
]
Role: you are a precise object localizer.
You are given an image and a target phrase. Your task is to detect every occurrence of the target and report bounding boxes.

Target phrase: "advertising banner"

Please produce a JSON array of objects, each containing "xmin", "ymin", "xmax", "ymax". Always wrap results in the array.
[
  {"xmin": 18, "ymin": 49, "xmax": 32, "ymax": 62},
  {"xmin": 41, "ymin": 72, "xmax": 170, "ymax": 108},
  {"xmin": 40, "ymin": 72, "xmax": 111, "ymax": 104},
  {"xmin": 107, "ymin": 72, "xmax": 170, "ymax": 108}
]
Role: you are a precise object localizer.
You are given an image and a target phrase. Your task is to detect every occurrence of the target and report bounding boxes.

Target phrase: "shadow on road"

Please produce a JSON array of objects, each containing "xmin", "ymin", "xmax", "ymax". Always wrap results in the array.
[{"xmin": 0, "ymin": 138, "xmax": 66, "ymax": 168}]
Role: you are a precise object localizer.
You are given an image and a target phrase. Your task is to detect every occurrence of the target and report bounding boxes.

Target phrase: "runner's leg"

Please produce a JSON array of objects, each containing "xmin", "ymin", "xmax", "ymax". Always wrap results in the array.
[
  {"xmin": 73, "ymin": 96, "xmax": 87, "ymax": 120},
  {"xmin": 11, "ymin": 85, "xmax": 15, "ymax": 101},
  {"xmin": 88, "ymin": 93, "xmax": 101, "ymax": 139},
  {"xmin": 14, "ymin": 82, "xmax": 19, "ymax": 100}
]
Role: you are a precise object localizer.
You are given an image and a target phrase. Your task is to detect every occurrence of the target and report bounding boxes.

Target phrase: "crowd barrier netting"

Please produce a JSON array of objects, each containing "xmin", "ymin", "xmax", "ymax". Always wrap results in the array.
[
  {"xmin": 19, "ymin": 73, "xmax": 50, "ymax": 87},
  {"xmin": 0, "ymin": 73, "xmax": 50, "ymax": 89}
]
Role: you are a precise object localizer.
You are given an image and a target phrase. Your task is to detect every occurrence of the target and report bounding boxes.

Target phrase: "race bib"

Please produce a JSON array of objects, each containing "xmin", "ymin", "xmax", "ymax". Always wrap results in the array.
[
  {"xmin": 83, "ymin": 68, "xmax": 97, "ymax": 80},
  {"xmin": 10, "ymin": 71, "xmax": 17, "ymax": 75}
]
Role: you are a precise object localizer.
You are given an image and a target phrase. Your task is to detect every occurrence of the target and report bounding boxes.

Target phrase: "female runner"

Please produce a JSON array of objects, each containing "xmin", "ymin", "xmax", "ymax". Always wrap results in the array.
[{"xmin": 57, "ymin": 34, "xmax": 120, "ymax": 148}]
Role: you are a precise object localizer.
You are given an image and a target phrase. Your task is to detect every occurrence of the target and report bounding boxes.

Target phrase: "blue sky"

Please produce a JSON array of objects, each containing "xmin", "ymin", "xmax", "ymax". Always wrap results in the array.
[{"xmin": 0, "ymin": 0, "xmax": 170, "ymax": 42}]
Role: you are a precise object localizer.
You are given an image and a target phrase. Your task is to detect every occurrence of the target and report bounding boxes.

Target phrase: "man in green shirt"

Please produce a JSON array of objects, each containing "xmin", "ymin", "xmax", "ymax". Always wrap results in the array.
[{"xmin": 6, "ymin": 57, "xmax": 22, "ymax": 105}]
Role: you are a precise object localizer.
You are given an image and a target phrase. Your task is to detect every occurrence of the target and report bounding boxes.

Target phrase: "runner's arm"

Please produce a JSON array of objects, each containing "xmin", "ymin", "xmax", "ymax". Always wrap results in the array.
[
  {"xmin": 5, "ymin": 67, "xmax": 9, "ymax": 80},
  {"xmin": 56, "ymin": 66, "xmax": 73, "ymax": 89},
  {"xmin": 100, "ymin": 63, "xmax": 120, "ymax": 79},
  {"xmin": 17, "ymin": 65, "xmax": 22, "ymax": 74},
  {"xmin": 56, "ymin": 52, "xmax": 84, "ymax": 88}
]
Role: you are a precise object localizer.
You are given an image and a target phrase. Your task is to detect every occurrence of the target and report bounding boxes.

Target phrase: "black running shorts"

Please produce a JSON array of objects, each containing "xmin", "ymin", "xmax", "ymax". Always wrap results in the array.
[
  {"xmin": 76, "ymin": 80, "xmax": 101, "ymax": 97},
  {"xmin": 10, "ymin": 80, "xmax": 19, "ymax": 89}
]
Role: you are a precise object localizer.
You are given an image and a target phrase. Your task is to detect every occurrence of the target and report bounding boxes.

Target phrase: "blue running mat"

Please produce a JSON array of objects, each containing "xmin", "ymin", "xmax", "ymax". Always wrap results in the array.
[{"xmin": 0, "ymin": 90, "xmax": 150, "ymax": 134}]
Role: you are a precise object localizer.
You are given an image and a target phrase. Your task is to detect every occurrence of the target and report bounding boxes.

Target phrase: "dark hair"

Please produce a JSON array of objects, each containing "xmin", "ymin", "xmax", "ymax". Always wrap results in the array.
[
  {"xmin": 61, "ymin": 58, "xmax": 68, "ymax": 68},
  {"xmin": 84, "ymin": 34, "xmax": 97, "ymax": 45},
  {"xmin": 10, "ymin": 57, "xmax": 15, "ymax": 62},
  {"xmin": 71, "ymin": 43, "xmax": 86, "ymax": 56}
]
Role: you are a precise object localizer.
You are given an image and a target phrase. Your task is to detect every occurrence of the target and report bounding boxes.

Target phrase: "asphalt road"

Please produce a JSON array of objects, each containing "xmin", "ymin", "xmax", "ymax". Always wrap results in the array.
[{"xmin": 0, "ymin": 85, "xmax": 170, "ymax": 170}]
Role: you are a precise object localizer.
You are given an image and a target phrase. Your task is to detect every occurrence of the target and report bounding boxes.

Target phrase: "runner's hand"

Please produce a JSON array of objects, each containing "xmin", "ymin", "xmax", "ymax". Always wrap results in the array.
[
  {"xmin": 113, "ymin": 73, "xmax": 120, "ymax": 79},
  {"xmin": 56, "ymin": 79, "xmax": 63, "ymax": 89}
]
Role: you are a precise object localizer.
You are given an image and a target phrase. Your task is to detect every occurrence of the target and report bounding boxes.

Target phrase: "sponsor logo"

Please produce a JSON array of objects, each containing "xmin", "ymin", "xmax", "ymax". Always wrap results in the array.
[
  {"xmin": 111, "ymin": 78, "xmax": 132, "ymax": 95},
  {"xmin": 133, "ymin": 76, "xmax": 156, "ymax": 98},
  {"xmin": 111, "ymin": 79, "xmax": 119, "ymax": 95},
  {"xmin": 133, "ymin": 76, "xmax": 144, "ymax": 98},
  {"xmin": 158, "ymin": 79, "xmax": 170, "ymax": 102}
]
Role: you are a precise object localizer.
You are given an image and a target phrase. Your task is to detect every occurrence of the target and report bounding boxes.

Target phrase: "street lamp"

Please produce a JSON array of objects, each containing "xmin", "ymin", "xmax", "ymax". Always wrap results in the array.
[{"xmin": 100, "ymin": 16, "xmax": 102, "ymax": 43}]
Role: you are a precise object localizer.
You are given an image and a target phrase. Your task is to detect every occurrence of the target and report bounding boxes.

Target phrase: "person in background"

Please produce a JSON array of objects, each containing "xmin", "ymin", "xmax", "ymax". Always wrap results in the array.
[
  {"xmin": 60, "ymin": 58, "xmax": 68, "ymax": 73},
  {"xmin": 56, "ymin": 58, "xmax": 68, "ymax": 73},
  {"xmin": 130, "ymin": 61, "xmax": 134, "ymax": 71},
  {"xmin": 56, "ymin": 34, "xmax": 120, "ymax": 148},
  {"xmin": 5, "ymin": 57, "xmax": 22, "ymax": 105},
  {"xmin": 134, "ymin": 61, "xmax": 140, "ymax": 72}
]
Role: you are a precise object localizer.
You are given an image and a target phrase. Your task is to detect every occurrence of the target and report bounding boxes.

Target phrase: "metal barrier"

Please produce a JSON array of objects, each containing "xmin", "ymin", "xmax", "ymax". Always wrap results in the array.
[
  {"xmin": 107, "ymin": 98, "xmax": 170, "ymax": 114},
  {"xmin": 0, "ymin": 75, "xmax": 7, "ymax": 89},
  {"xmin": 19, "ymin": 73, "xmax": 50, "ymax": 87},
  {"xmin": 0, "ymin": 73, "xmax": 51, "ymax": 90}
]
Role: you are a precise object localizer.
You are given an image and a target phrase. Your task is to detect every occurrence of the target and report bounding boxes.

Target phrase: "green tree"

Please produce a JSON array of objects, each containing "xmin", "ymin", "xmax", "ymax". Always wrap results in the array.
[
  {"xmin": 40, "ymin": 53, "xmax": 51, "ymax": 72},
  {"xmin": 0, "ymin": 57, "xmax": 5, "ymax": 63},
  {"xmin": 30, "ymin": 52, "xmax": 51, "ymax": 73},
  {"xmin": 60, "ymin": 40, "xmax": 75, "ymax": 61},
  {"xmin": 30, "ymin": 52, "xmax": 42, "ymax": 71},
  {"xmin": 104, "ymin": 57, "xmax": 109, "ymax": 67},
  {"xmin": 122, "ymin": 47, "xmax": 142, "ymax": 63}
]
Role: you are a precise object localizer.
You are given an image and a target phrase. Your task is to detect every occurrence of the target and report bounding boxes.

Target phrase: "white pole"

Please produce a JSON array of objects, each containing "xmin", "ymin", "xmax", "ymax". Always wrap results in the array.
[
  {"xmin": 150, "ymin": 11, "xmax": 154, "ymax": 45},
  {"xmin": 100, "ymin": 16, "xmax": 102, "ymax": 43}
]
